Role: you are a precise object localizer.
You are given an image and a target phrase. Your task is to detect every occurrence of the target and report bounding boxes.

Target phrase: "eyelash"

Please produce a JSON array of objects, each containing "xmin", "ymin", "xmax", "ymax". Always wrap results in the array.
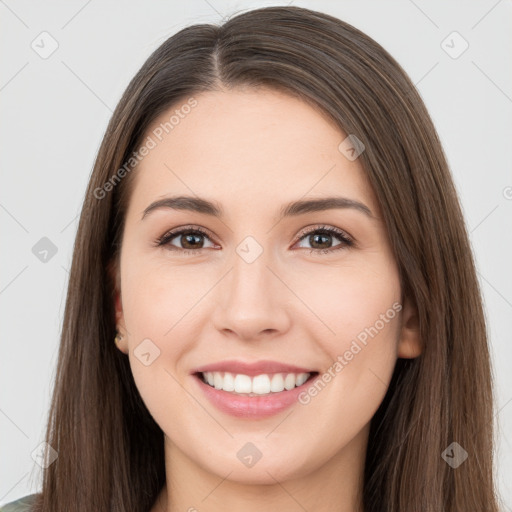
[{"xmin": 155, "ymin": 224, "xmax": 354, "ymax": 256}]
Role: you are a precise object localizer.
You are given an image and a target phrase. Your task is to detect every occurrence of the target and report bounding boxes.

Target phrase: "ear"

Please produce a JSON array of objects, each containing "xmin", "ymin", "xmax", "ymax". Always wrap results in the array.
[
  {"xmin": 397, "ymin": 296, "xmax": 422, "ymax": 359},
  {"xmin": 109, "ymin": 260, "xmax": 129, "ymax": 354}
]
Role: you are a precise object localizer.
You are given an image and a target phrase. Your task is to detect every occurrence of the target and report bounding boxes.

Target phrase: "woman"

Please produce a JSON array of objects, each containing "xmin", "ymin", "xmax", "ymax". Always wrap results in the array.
[{"xmin": 1, "ymin": 5, "xmax": 500, "ymax": 512}]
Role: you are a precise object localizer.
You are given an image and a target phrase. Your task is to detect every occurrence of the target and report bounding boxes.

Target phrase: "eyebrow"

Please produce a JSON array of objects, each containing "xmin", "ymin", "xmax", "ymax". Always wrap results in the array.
[{"xmin": 141, "ymin": 195, "xmax": 374, "ymax": 221}]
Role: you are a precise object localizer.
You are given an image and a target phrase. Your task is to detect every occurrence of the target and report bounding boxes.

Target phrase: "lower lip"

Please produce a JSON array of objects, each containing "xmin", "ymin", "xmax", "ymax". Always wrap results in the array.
[{"xmin": 193, "ymin": 373, "xmax": 319, "ymax": 419}]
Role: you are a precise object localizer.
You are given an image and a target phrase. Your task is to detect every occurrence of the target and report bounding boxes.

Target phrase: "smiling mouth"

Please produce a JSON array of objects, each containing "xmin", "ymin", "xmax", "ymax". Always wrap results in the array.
[{"xmin": 195, "ymin": 371, "xmax": 319, "ymax": 396}]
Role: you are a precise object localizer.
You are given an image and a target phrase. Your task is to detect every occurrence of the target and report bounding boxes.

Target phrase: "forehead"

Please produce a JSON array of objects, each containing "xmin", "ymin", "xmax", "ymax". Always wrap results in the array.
[{"xmin": 127, "ymin": 88, "xmax": 379, "ymax": 220}]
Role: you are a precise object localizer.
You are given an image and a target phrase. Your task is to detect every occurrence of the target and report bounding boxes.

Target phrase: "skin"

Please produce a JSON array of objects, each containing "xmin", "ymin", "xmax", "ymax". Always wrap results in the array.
[{"xmin": 113, "ymin": 87, "xmax": 421, "ymax": 512}]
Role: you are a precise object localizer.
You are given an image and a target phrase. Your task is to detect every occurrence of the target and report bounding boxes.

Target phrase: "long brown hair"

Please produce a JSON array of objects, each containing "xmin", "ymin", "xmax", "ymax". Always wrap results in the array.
[{"xmin": 32, "ymin": 6, "xmax": 499, "ymax": 511}]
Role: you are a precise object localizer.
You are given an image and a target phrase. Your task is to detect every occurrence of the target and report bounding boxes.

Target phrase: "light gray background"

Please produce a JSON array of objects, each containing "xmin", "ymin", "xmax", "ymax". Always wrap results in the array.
[{"xmin": 1, "ymin": 0, "xmax": 511, "ymax": 508}]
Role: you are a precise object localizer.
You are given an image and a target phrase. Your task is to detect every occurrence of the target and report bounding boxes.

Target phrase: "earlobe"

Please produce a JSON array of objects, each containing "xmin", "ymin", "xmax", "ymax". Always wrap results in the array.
[
  {"xmin": 109, "ymin": 261, "xmax": 128, "ymax": 354},
  {"xmin": 114, "ymin": 291, "xmax": 129, "ymax": 354},
  {"xmin": 397, "ymin": 297, "xmax": 422, "ymax": 359}
]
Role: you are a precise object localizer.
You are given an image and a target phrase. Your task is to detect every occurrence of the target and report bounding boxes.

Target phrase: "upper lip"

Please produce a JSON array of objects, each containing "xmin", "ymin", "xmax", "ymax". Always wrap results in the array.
[{"xmin": 192, "ymin": 359, "xmax": 316, "ymax": 377}]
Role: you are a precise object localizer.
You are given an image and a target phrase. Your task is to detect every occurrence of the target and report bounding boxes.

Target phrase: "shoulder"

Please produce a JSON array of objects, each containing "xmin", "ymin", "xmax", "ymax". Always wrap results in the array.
[{"xmin": 0, "ymin": 494, "xmax": 39, "ymax": 512}]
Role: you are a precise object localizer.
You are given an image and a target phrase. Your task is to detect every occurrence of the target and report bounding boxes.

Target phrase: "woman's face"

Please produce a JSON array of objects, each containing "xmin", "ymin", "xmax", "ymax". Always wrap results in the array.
[{"xmin": 114, "ymin": 88, "xmax": 420, "ymax": 484}]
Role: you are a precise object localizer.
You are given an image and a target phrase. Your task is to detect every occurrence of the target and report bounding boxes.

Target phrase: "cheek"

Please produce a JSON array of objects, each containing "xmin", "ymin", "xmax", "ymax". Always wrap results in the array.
[
  {"xmin": 121, "ymin": 266, "xmax": 197, "ymax": 429},
  {"xmin": 119, "ymin": 262, "xmax": 191, "ymax": 391},
  {"xmin": 291, "ymin": 259, "xmax": 401, "ymax": 348},
  {"xmin": 294, "ymin": 262, "xmax": 402, "ymax": 425},
  {"xmin": 333, "ymin": 280, "xmax": 401, "ymax": 354},
  {"xmin": 122, "ymin": 260, "xmax": 203, "ymax": 338},
  {"xmin": 294, "ymin": 261, "xmax": 402, "ymax": 402}
]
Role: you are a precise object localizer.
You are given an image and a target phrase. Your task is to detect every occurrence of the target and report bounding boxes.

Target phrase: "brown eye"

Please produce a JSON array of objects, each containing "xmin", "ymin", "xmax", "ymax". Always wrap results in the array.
[
  {"xmin": 155, "ymin": 224, "xmax": 353, "ymax": 256},
  {"xmin": 295, "ymin": 226, "xmax": 353, "ymax": 254},
  {"xmin": 156, "ymin": 226, "xmax": 216, "ymax": 253},
  {"xmin": 175, "ymin": 231, "xmax": 206, "ymax": 249}
]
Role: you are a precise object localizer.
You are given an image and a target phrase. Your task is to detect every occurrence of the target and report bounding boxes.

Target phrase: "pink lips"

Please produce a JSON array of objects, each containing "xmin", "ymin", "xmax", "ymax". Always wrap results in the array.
[
  {"xmin": 191, "ymin": 359, "xmax": 319, "ymax": 419},
  {"xmin": 191, "ymin": 359, "xmax": 315, "ymax": 376}
]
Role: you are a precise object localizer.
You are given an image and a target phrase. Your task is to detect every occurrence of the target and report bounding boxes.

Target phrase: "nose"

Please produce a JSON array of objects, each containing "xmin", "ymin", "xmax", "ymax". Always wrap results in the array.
[{"xmin": 211, "ymin": 246, "xmax": 291, "ymax": 342}]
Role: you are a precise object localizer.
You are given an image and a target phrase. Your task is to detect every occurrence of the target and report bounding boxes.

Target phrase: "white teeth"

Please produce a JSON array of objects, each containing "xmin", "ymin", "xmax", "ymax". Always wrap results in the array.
[
  {"xmin": 213, "ymin": 372, "xmax": 223, "ymax": 390},
  {"xmin": 222, "ymin": 371, "xmax": 235, "ymax": 391},
  {"xmin": 201, "ymin": 371, "xmax": 311, "ymax": 395},
  {"xmin": 252, "ymin": 374, "xmax": 271, "ymax": 394},
  {"xmin": 284, "ymin": 373, "xmax": 296, "ymax": 390},
  {"xmin": 270, "ymin": 373, "xmax": 285, "ymax": 392},
  {"xmin": 234, "ymin": 374, "xmax": 252, "ymax": 393},
  {"xmin": 296, "ymin": 373, "xmax": 309, "ymax": 386}
]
